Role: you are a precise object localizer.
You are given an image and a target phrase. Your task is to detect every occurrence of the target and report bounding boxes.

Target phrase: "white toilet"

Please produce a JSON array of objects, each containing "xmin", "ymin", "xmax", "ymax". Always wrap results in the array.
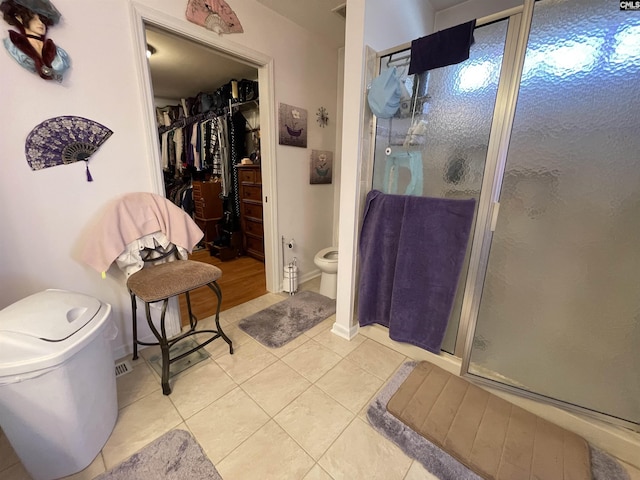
[{"xmin": 314, "ymin": 247, "xmax": 338, "ymax": 299}]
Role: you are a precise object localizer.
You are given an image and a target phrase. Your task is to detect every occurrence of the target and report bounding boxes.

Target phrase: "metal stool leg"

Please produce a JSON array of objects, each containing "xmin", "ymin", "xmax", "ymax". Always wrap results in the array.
[
  {"xmin": 144, "ymin": 300, "xmax": 172, "ymax": 395},
  {"xmin": 130, "ymin": 291, "xmax": 139, "ymax": 360},
  {"xmin": 185, "ymin": 290, "xmax": 197, "ymax": 329},
  {"xmin": 207, "ymin": 281, "xmax": 233, "ymax": 354}
]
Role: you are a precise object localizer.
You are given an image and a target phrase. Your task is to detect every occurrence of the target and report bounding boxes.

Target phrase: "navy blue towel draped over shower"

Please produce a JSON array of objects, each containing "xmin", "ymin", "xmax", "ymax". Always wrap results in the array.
[
  {"xmin": 408, "ymin": 19, "xmax": 476, "ymax": 75},
  {"xmin": 357, "ymin": 190, "xmax": 476, "ymax": 354}
]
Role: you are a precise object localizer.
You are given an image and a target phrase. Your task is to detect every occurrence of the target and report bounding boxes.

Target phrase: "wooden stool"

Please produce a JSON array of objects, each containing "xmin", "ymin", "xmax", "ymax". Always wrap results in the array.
[{"xmin": 127, "ymin": 249, "xmax": 233, "ymax": 395}]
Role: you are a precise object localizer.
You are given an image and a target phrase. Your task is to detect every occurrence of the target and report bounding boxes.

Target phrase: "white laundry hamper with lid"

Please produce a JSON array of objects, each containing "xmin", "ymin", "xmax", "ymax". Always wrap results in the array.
[{"xmin": 0, "ymin": 289, "xmax": 118, "ymax": 480}]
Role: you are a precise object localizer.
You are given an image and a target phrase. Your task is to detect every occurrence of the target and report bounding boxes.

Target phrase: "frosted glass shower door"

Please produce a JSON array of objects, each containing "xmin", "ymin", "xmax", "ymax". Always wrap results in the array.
[
  {"xmin": 371, "ymin": 18, "xmax": 509, "ymax": 354},
  {"xmin": 469, "ymin": 0, "xmax": 640, "ymax": 427}
]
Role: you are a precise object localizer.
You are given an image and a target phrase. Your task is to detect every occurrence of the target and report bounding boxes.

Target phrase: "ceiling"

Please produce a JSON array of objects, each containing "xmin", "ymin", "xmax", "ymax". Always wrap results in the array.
[
  {"xmin": 254, "ymin": 0, "xmax": 468, "ymax": 45},
  {"xmin": 146, "ymin": 27, "xmax": 258, "ymax": 101},
  {"xmin": 146, "ymin": 0, "xmax": 466, "ymax": 102},
  {"xmin": 254, "ymin": 0, "xmax": 347, "ymax": 49}
]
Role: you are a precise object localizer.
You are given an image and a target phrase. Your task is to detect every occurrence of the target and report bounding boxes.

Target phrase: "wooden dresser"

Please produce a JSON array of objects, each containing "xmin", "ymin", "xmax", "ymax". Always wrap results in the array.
[
  {"xmin": 192, "ymin": 180, "xmax": 223, "ymax": 246},
  {"xmin": 236, "ymin": 165, "xmax": 264, "ymax": 261}
]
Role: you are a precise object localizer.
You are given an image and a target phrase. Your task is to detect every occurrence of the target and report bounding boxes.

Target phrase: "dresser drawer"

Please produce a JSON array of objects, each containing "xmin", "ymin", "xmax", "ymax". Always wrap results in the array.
[
  {"xmin": 241, "ymin": 185, "xmax": 262, "ymax": 203},
  {"xmin": 238, "ymin": 168, "xmax": 256, "ymax": 184},
  {"xmin": 244, "ymin": 218, "xmax": 263, "ymax": 237},
  {"xmin": 238, "ymin": 165, "xmax": 261, "ymax": 184},
  {"xmin": 194, "ymin": 203, "xmax": 205, "ymax": 218},
  {"xmin": 246, "ymin": 235, "xmax": 264, "ymax": 255},
  {"xmin": 243, "ymin": 202, "xmax": 263, "ymax": 220},
  {"xmin": 192, "ymin": 181, "xmax": 223, "ymax": 219},
  {"xmin": 194, "ymin": 200, "xmax": 221, "ymax": 220}
]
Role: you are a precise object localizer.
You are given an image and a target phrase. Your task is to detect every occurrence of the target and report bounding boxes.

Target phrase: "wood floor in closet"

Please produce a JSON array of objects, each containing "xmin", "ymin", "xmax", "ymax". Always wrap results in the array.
[{"xmin": 179, "ymin": 248, "xmax": 266, "ymax": 326}]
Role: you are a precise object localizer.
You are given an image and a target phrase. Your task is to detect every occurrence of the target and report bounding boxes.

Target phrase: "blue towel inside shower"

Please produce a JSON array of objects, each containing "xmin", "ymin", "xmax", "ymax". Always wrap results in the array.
[
  {"xmin": 383, "ymin": 150, "xmax": 424, "ymax": 196},
  {"xmin": 358, "ymin": 190, "xmax": 475, "ymax": 354}
]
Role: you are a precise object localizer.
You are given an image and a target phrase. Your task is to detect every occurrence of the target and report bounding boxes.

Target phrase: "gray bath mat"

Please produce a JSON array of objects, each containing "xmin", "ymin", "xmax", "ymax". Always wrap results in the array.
[
  {"xmin": 95, "ymin": 429, "xmax": 221, "ymax": 480},
  {"xmin": 367, "ymin": 362, "xmax": 631, "ymax": 480},
  {"xmin": 238, "ymin": 290, "xmax": 336, "ymax": 348}
]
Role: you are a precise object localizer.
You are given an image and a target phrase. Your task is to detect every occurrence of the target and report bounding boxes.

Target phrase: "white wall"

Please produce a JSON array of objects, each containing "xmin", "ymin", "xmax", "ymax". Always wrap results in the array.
[
  {"xmin": 365, "ymin": 0, "xmax": 435, "ymax": 51},
  {"xmin": 0, "ymin": 0, "xmax": 339, "ymax": 359}
]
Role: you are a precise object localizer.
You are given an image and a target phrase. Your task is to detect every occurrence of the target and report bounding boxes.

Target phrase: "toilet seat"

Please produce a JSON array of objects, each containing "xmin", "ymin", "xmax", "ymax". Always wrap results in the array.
[{"xmin": 315, "ymin": 247, "xmax": 338, "ymax": 262}]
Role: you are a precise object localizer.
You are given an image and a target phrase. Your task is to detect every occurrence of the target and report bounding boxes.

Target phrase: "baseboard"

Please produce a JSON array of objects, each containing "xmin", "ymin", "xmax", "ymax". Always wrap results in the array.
[
  {"xmin": 331, "ymin": 320, "xmax": 359, "ymax": 340},
  {"xmin": 112, "ymin": 332, "xmax": 157, "ymax": 362},
  {"xmin": 297, "ymin": 269, "xmax": 319, "ymax": 287}
]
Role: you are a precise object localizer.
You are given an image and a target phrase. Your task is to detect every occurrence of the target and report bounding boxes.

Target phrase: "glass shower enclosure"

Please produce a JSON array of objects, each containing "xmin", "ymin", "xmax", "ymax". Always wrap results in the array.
[{"xmin": 369, "ymin": 0, "xmax": 640, "ymax": 430}]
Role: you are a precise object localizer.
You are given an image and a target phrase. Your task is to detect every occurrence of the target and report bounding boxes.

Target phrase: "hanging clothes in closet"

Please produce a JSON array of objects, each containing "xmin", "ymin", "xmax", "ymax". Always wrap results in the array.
[
  {"xmin": 156, "ymin": 81, "xmax": 256, "ymax": 226},
  {"xmin": 228, "ymin": 108, "xmax": 249, "ymax": 223},
  {"xmin": 158, "ymin": 112, "xmax": 227, "ymax": 171}
]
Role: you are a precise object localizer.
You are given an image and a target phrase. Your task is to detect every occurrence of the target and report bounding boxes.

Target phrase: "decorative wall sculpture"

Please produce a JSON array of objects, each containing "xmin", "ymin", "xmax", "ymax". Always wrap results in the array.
[
  {"xmin": 185, "ymin": 0, "xmax": 243, "ymax": 35},
  {"xmin": 0, "ymin": 0, "xmax": 70, "ymax": 81},
  {"xmin": 25, "ymin": 116, "xmax": 113, "ymax": 181}
]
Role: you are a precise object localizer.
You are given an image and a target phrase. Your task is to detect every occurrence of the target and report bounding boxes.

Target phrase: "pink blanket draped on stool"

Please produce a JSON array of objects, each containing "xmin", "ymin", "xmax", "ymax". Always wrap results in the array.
[
  {"xmin": 80, "ymin": 192, "xmax": 204, "ymax": 273},
  {"xmin": 358, "ymin": 190, "xmax": 475, "ymax": 354}
]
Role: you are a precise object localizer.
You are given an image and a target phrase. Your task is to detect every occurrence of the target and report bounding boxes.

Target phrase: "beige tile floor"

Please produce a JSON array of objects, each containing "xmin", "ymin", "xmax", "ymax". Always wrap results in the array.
[{"xmin": 1, "ymin": 279, "xmax": 639, "ymax": 480}]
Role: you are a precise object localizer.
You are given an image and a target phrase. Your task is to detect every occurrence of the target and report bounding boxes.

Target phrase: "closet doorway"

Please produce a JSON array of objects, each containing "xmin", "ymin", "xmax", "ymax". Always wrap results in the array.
[{"xmin": 140, "ymin": 22, "xmax": 273, "ymax": 324}]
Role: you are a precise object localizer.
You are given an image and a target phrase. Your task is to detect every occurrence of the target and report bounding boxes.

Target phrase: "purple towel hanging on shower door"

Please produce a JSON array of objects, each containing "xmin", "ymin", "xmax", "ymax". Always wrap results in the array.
[{"xmin": 358, "ymin": 190, "xmax": 475, "ymax": 354}]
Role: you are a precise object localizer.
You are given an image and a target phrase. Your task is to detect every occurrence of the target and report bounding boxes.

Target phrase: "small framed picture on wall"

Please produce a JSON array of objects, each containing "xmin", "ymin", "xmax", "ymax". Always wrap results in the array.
[
  {"xmin": 279, "ymin": 103, "xmax": 307, "ymax": 148},
  {"xmin": 310, "ymin": 150, "xmax": 332, "ymax": 184}
]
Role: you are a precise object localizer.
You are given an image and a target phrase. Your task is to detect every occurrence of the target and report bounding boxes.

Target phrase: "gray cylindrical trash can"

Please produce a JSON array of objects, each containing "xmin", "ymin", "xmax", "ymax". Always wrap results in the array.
[{"xmin": 0, "ymin": 289, "xmax": 118, "ymax": 480}]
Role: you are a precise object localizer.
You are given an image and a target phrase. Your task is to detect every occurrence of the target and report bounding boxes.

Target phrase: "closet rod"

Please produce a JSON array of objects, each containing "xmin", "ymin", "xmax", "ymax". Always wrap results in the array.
[
  {"xmin": 227, "ymin": 98, "xmax": 259, "ymax": 113},
  {"xmin": 158, "ymin": 110, "xmax": 219, "ymax": 134}
]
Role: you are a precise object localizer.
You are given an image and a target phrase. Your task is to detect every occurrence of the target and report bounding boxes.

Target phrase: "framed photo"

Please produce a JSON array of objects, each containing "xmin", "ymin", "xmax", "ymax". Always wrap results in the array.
[
  {"xmin": 310, "ymin": 150, "xmax": 332, "ymax": 184},
  {"xmin": 279, "ymin": 103, "xmax": 307, "ymax": 148}
]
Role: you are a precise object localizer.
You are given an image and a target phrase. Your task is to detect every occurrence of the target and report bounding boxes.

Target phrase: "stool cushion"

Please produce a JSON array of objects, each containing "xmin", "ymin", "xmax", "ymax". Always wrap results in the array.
[{"xmin": 127, "ymin": 260, "xmax": 222, "ymax": 303}]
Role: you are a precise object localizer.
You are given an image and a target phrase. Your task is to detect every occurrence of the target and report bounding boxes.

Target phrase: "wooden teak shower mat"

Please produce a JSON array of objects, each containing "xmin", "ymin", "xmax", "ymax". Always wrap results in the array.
[{"xmin": 387, "ymin": 361, "xmax": 591, "ymax": 480}]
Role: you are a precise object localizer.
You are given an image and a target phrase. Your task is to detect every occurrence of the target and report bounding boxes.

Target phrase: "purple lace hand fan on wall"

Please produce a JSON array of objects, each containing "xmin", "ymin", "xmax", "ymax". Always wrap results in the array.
[{"xmin": 25, "ymin": 116, "xmax": 113, "ymax": 181}]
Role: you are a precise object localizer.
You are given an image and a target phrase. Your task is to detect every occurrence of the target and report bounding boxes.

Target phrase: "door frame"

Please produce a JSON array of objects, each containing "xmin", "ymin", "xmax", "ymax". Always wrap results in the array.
[{"xmin": 128, "ymin": 3, "xmax": 280, "ymax": 320}]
